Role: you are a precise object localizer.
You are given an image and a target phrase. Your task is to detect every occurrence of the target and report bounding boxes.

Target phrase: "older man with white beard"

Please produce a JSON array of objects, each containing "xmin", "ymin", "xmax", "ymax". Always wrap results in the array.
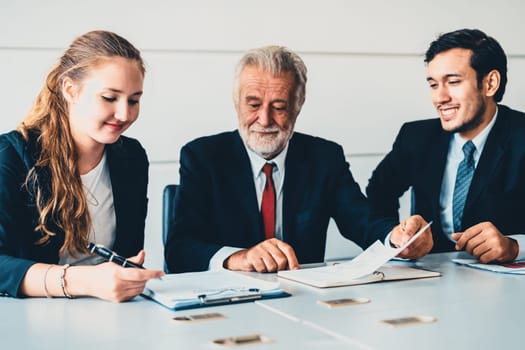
[{"xmin": 165, "ymin": 46, "xmax": 382, "ymax": 273}]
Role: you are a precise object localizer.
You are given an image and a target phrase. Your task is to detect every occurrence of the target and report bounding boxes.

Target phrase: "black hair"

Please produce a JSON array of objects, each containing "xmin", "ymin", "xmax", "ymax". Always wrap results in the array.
[{"xmin": 425, "ymin": 29, "xmax": 507, "ymax": 102}]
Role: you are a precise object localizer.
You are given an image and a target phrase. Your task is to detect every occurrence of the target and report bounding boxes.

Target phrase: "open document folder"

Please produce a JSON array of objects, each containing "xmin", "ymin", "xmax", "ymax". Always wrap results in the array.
[
  {"xmin": 278, "ymin": 222, "xmax": 440, "ymax": 288},
  {"xmin": 142, "ymin": 270, "xmax": 290, "ymax": 311}
]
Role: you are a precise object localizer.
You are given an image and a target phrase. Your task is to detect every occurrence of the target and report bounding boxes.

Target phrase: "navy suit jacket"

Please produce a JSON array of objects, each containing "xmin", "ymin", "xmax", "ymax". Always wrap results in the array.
[
  {"xmin": 165, "ymin": 131, "xmax": 380, "ymax": 273},
  {"xmin": 366, "ymin": 105, "xmax": 525, "ymax": 252},
  {"xmin": 0, "ymin": 131, "xmax": 149, "ymax": 297}
]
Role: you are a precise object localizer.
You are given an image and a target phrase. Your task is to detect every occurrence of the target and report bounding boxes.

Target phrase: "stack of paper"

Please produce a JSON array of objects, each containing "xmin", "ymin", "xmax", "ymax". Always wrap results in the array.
[{"xmin": 452, "ymin": 259, "xmax": 525, "ymax": 275}]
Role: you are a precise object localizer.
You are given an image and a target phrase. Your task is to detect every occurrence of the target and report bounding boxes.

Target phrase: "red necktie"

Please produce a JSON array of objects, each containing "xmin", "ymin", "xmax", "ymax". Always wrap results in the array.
[{"xmin": 261, "ymin": 163, "xmax": 276, "ymax": 240}]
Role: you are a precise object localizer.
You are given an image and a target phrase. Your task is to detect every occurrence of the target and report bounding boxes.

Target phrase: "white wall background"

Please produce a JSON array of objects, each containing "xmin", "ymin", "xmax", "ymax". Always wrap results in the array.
[{"xmin": 1, "ymin": 0, "xmax": 524, "ymax": 269}]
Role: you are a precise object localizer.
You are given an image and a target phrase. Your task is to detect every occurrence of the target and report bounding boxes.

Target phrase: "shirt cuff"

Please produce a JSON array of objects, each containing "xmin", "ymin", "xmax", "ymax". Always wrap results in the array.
[
  {"xmin": 208, "ymin": 246, "xmax": 244, "ymax": 271},
  {"xmin": 384, "ymin": 231, "xmax": 393, "ymax": 247},
  {"xmin": 508, "ymin": 234, "xmax": 525, "ymax": 260}
]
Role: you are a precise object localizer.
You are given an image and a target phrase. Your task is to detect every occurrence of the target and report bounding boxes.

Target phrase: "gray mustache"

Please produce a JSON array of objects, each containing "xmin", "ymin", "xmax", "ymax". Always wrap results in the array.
[{"xmin": 250, "ymin": 127, "xmax": 281, "ymax": 133}]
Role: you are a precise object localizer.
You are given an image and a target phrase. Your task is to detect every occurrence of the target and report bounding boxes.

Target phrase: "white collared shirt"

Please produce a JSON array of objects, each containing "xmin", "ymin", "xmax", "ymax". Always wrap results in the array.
[
  {"xmin": 245, "ymin": 143, "xmax": 288, "ymax": 240},
  {"xmin": 439, "ymin": 109, "xmax": 498, "ymax": 237}
]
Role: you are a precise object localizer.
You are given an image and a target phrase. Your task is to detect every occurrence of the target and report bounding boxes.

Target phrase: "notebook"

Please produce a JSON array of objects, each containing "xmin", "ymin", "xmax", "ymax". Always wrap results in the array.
[{"xmin": 278, "ymin": 263, "xmax": 440, "ymax": 288}]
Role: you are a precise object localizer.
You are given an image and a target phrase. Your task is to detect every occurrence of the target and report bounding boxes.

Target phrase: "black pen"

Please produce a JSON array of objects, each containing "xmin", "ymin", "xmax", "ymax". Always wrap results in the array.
[{"xmin": 87, "ymin": 243, "xmax": 145, "ymax": 269}]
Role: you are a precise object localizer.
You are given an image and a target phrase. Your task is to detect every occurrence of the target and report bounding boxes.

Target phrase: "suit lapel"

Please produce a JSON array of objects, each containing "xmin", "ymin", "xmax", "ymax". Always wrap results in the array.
[
  {"xmin": 421, "ymin": 126, "xmax": 451, "ymax": 218},
  {"xmin": 282, "ymin": 134, "xmax": 308, "ymax": 242},
  {"xmin": 228, "ymin": 132, "xmax": 264, "ymax": 239},
  {"xmin": 464, "ymin": 109, "xmax": 508, "ymax": 213}
]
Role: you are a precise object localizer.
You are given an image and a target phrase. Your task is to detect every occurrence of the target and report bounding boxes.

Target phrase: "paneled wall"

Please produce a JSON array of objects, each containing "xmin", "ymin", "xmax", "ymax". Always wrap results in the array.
[{"xmin": 2, "ymin": 0, "xmax": 524, "ymax": 269}]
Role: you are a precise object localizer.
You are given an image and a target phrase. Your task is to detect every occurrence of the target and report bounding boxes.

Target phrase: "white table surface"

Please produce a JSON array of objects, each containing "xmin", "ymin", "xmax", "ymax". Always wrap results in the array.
[
  {"xmin": 258, "ymin": 251, "xmax": 524, "ymax": 349},
  {"xmin": 1, "ymin": 252, "xmax": 523, "ymax": 350}
]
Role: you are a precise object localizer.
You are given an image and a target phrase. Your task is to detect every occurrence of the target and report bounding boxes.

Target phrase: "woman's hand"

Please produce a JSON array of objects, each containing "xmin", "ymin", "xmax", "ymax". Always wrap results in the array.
[{"xmin": 68, "ymin": 250, "xmax": 164, "ymax": 302}]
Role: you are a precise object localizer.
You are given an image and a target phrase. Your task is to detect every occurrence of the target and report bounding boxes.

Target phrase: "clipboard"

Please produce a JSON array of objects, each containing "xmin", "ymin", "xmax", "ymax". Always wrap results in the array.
[{"xmin": 142, "ymin": 270, "xmax": 290, "ymax": 311}]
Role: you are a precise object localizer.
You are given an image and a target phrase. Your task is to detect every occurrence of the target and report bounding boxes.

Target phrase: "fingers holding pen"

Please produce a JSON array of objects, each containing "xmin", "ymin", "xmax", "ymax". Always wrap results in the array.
[
  {"xmin": 66, "ymin": 246, "xmax": 163, "ymax": 302},
  {"xmin": 127, "ymin": 249, "xmax": 146, "ymax": 266},
  {"xmin": 117, "ymin": 250, "xmax": 163, "ymax": 281},
  {"xmin": 93, "ymin": 263, "xmax": 162, "ymax": 302},
  {"xmin": 117, "ymin": 264, "xmax": 164, "ymax": 282}
]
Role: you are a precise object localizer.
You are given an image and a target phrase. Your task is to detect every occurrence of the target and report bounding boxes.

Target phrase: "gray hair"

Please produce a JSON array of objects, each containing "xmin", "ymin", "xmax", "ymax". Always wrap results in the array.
[{"xmin": 233, "ymin": 45, "xmax": 307, "ymax": 116}]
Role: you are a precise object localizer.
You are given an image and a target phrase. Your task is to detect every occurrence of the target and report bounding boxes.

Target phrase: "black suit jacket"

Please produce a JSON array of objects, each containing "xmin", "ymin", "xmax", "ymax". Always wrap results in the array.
[
  {"xmin": 0, "ymin": 130, "xmax": 149, "ymax": 297},
  {"xmin": 165, "ymin": 131, "xmax": 379, "ymax": 273},
  {"xmin": 366, "ymin": 105, "xmax": 525, "ymax": 252}
]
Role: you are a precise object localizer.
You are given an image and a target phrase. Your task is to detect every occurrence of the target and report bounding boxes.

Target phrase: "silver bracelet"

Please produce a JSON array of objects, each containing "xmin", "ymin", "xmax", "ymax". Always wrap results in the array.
[
  {"xmin": 59, "ymin": 264, "xmax": 73, "ymax": 299},
  {"xmin": 43, "ymin": 265, "xmax": 54, "ymax": 298}
]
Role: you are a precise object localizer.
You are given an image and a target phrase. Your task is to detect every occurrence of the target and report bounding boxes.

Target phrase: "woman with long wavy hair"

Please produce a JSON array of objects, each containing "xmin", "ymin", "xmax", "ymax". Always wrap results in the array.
[{"xmin": 0, "ymin": 30, "xmax": 162, "ymax": 302}]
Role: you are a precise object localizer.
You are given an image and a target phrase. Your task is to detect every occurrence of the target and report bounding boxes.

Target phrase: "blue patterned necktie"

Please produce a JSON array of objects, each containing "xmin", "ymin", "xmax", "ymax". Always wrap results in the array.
[{"xmin": 452, "ymin": 141, "xmax": 476, "ymax": 232}]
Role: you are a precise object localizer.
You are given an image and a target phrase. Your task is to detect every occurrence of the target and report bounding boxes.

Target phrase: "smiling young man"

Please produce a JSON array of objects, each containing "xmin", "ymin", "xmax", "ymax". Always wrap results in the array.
[
  {"xmin": 366, "ymin": 29, "xmax": 525, "ymax": 263},
  {"xmin": 165, "ymin": 46, "xmax": 382, "ymax": 273}
]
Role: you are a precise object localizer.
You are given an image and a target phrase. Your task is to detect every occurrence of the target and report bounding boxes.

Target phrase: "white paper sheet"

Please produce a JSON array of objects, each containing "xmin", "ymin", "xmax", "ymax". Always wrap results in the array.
[
  {"xmin": 325, "ymin": 221, "xmax": 432, "ymax": 280},
  {"xmin": 452, "ymin": 258, "xmax": 525, "ymax": 275},
  {"xmin": 277, "ymin": 222, "xmax": 433, "ymax": 285}
]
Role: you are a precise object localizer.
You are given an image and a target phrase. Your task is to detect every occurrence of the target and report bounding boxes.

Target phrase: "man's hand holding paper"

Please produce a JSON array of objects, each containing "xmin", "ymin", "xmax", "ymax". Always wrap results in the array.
[
  {"xmin": 390, "ymin": 215, "xmax": 433, "ymax": 259},
  {"xmin": 277, "ymin": 221, "xmax": 439, "ymax": 287}
]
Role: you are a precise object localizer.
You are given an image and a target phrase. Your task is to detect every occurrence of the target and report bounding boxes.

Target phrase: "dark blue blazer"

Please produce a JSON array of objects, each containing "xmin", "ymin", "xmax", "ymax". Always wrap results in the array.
[
  {"xmin": 165, "ymin": 131, "xmax": 381, "ymax": 273},
  {"xmin": 0, "ymin": 131, "xmax": 149, "ymax": 297},
  {"xmin": 367, "ymin": 105, "xmax": 525, "ymax": 252}
]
